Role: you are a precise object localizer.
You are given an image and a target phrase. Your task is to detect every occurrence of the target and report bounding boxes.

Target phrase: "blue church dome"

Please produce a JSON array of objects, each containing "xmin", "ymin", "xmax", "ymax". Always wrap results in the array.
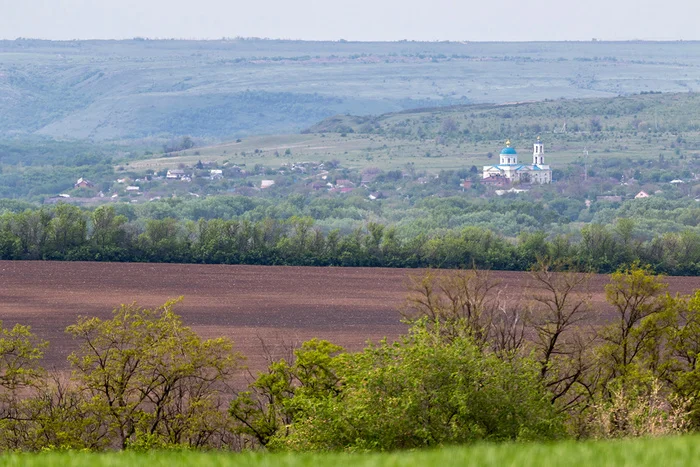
[{"xmin": 500, "ymin": 147, "xmax": 517, "ymax": 155}]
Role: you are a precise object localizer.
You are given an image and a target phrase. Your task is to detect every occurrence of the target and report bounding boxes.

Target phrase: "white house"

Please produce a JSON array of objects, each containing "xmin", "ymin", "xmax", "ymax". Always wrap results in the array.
[
  {"xmin": 483, "ymin": 138, "xmax": 552, "ymax": 184},
  {"xmin": 166, "ymin": 169, "xmax": 186, "ymax": 179}
]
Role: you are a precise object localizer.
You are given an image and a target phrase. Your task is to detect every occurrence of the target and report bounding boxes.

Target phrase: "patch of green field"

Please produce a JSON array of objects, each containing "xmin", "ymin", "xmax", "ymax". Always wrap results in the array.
[
  {"xmin": 3, "ymin": 435, "xmax": 699, "ymax": 467},
  {"xmin": 128, "ymin": 132, "xmax": 499, "ymax": 172}
]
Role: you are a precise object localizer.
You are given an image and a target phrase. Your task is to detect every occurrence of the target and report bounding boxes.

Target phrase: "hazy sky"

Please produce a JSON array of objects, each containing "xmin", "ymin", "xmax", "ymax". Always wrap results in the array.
[{"xmin": 0, "ymin": 0, "xmax": 697, "ymax": 42}]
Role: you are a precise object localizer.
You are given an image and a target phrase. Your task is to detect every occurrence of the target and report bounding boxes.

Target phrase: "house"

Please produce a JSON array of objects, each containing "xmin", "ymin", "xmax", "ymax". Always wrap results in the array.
[
  {"xmin": 126, "ymin": 186, "xmax": 140, "ymax": 192},
  {"xmin": 74, "ymin": 177, "xmax": 94, "ymax": 188},
  {"xmin": 260, "ymin": 180, "xmax": 275, "ymax": 189},
  {"xmin": 290, "ymin": 164, "xmax": 307, "ymax": 174},
  {"xmin": 210, "ymin": 169, "xmax": 224, "ymax": 180},
  {"xmin": 368, "ymin": 192, "xmax": 383, "ymax": 200},
  {"xmin": 335, "ymin": 179, "xmax": 355, "ymax": 188},
  {"xmin": 635, "ymin": 191, "xmax": 650, "ymax": 199},
  {"xmin": 166, "ymin": 169, "xmax": 186, "ymax": 179}
]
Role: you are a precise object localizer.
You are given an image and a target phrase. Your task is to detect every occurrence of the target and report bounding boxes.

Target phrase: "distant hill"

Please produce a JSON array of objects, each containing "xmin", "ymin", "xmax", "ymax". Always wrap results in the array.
[
  {"xmin": 131, "ymin": 91, "xmax": 700, "ymax": 178},
  {"xmin": 2, "ymin": 39, "xmax": 700, "ymax": 141},
  {"xmin": 306, "ymin": 92, "xmax": 700, "ymax": 140}
]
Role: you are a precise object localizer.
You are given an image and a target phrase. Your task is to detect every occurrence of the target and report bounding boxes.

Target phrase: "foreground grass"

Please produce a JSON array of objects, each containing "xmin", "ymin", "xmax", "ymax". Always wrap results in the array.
[{"xmin": 2, "ymin": 435, "xmax": 699, "ymax": 467}]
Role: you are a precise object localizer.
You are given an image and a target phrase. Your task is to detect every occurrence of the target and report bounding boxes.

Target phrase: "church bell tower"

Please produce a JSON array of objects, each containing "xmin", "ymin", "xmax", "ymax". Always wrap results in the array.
[{"xmin": 533, "ymin": 137, "xmax": 544, "ymax": 166}]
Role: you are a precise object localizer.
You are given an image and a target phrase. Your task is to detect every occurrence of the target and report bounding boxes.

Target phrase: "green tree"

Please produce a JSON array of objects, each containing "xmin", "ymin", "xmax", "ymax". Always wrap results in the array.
[
  {"xmin": 614, "ymin": 218, "xmax": 636, "ymax": 264},
  {"xmin": 66, "ymin": 299, "xmax": 241, "ymax": 449},
  {"xmin": 48, "ymin": 204, "xmax": 87, "ymax": 258},
  {"xmin": 0, "ymin": 227, "xmax": 21, "ymax": 260},
  {"xmin": 90, "ymin": 205, "xmax": 128, "ymax": 251},
  {"xmin": 597, "ymin": 265, "xmax": 671, "ymax": 387},
  {"xmin": 0, "ymin": 321, "xmax": 45, "ymax": 401},
  {"xmin": 580, "ymin": 223, "xmax": 618, "ymax": 271},
  {"xmin": 664, "ymin": 290, "xmax": 700, "ymax": 427},
  {"xmin": 518, "ymin": 231, "xmax": 549, "ymax": 268},
  {"xmin": 140, "ymin": 218, "xmax": 185, "ymax": 262},
  {"xmin": 9, "ymin": 209, "xmax": 52, "ymax": 259},
  {"xmin": 229, "ymin": 339, "xmax": 343, "ymax": 447},
  {"xmin": 0, "ymin": 321, "xmax": 47, "ymax": 449}
]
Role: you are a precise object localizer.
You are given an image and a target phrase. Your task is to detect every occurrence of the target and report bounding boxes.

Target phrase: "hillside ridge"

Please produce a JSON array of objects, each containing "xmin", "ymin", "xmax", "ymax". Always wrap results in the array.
[{"xmin": 3, "ymin": 39, "xmax": 700, "ymax": 141}]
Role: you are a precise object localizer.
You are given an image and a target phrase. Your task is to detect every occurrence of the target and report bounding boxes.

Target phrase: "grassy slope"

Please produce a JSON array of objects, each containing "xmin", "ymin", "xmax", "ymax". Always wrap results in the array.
[
  {"xmin": 130, "ymin": 92, "xmax": 700, "ymax": 173},
  {"xmin": 3, "ymin": 40, "xmax": 700, "ymax": 140},
  {"xmin": 3, "ymin": 435, "xmax": 699, "ymax": 467}
]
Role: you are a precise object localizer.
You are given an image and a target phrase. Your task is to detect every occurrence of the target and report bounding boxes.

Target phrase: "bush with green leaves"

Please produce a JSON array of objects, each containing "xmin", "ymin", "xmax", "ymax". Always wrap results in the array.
[{"xmin": 231, "ymin": 321, "xmax": 563, "ymax": 452}]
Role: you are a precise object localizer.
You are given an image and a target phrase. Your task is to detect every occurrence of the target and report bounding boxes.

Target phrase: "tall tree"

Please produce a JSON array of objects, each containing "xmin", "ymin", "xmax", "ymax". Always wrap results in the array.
[{"xmin": 66, "ymin": 299, "xmax": 241, "ymax": 449}]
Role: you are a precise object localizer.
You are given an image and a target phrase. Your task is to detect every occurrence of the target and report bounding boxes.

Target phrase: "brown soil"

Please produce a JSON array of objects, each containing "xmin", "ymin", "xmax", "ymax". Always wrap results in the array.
[{"xmin": 1, "ymin": 261, "xmax": 698, "ymax": 374}]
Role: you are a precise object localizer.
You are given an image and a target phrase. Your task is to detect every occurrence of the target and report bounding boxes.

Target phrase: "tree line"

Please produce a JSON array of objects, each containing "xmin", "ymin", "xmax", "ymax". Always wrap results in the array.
[
  {"xmin": 1, "ymin": 265, "xmax": 700, "ymax": 451},
  {"xmin": 1, "ymin": 204, "xmax": 700, "ymax": 274}
]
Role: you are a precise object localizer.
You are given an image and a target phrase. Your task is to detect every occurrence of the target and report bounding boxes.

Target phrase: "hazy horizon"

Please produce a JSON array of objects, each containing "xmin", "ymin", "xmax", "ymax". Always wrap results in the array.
[
  {"xmin": 1, "ymin": 0, "xmax": 698, "ymax": 43},
  {"xmin": 2, "ymin": 37, "xmax": 698, "ymax": 43}
]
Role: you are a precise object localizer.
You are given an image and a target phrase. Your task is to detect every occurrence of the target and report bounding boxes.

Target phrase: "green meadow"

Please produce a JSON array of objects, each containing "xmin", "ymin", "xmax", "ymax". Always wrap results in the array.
[{"xmin": 3, "ymin": 435, "xmax": 698, "ymax": 467}]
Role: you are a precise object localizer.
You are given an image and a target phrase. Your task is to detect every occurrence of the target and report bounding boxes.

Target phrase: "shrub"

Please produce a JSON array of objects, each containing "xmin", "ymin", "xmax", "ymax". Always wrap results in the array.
[{"xmin": 269, "ymin": 322, "xmax": 563, "ymax": 451}]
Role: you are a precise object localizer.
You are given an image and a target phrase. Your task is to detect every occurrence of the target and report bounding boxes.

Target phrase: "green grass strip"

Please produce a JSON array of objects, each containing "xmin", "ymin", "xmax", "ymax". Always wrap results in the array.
[{"xmin": 2, "ymin": 435, "xmax": 699, "ymax": 467}]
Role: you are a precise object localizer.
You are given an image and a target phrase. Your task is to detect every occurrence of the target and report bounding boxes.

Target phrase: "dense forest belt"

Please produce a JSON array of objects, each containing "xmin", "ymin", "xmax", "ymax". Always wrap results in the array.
[
  {"xmin": 5, "ymin": 203, "xmax": 700, "ymax": 275},
  {"xmin": 1, "ymin": 261, "xmax": 699, "ymax": 373}
]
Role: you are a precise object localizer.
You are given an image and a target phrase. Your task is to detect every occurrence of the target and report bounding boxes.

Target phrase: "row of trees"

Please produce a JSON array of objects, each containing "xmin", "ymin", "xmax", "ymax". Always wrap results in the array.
[
  {"xmin": 1, "ymin": 265, "xmax": 700, "ymax": 451},
  {"xmin": 2, "ymin": 204, "xmax": 700, "ymax": 274}
]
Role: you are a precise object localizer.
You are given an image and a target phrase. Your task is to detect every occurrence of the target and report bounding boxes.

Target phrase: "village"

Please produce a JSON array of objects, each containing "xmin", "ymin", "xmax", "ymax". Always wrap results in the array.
[{"xmin": 43, "ymin": 139, "xmax": 700, "ymax": 209}]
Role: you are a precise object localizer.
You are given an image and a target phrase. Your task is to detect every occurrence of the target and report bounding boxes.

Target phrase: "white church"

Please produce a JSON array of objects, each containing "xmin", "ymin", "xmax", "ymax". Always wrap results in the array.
[{"xmin": 482, "ymin": 138, "xmax": 552, "ymax": 184}]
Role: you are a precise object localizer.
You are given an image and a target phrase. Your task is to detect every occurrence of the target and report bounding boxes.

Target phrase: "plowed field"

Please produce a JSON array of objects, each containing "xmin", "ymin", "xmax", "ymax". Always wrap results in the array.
[{"xmin": 1, "ymin": 261, "xmax": 699, "ymax": 373}]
